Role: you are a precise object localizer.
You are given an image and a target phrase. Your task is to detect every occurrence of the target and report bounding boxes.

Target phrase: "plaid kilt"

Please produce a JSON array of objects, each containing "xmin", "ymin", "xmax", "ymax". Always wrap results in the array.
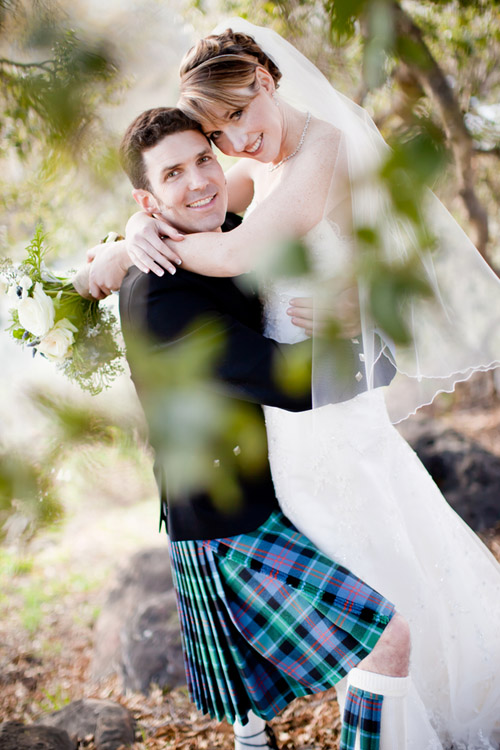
[
  {"xmin": 340, "ymin": 686, "xmax": 383, "ymax": 750},
  {"xmin": 169, "ymin": 510, "xmax": 394, "ymax": 724}
]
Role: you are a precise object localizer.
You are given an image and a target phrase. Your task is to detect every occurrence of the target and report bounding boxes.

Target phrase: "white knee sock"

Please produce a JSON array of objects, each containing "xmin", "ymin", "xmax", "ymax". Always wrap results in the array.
[
  {"xmin": 344, "ymin": 668, "xmax": 410, "ymax": 750},
  {"xmin": 234, "ymin": 710, "xmax": 268, "ymax": 749}
]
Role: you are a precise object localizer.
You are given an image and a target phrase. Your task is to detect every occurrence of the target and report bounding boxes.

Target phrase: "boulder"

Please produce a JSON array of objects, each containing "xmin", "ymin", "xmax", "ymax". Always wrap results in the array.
[
  {"xmin": 92, "ymin": 546, "xmax": 185, "ymax": 693},
  {"xmin": 39, "ymin": 699, "xmax": 135, "ymax": 750},
  {"xmin": 400, "ymin": 421, "xmax": 500, "ymax": 531},
  {"xmin": 0, "ymin": 722, "xmax": 74, "ymax": 750},
  {"xmin": 121, "ymin": 590, "xmax": 185, "ymax": 693}
]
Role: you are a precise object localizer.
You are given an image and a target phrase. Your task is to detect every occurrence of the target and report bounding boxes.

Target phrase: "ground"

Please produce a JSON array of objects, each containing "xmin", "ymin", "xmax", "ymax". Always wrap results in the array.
[{"xmin": 1, "ymin": 394, "xmax": 499, "ymax": 749}]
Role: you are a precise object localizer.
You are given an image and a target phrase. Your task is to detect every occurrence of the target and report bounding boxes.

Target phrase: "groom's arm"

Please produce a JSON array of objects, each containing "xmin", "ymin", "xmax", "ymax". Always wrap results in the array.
[{"xmin": 120, "ymin": 268, "xmax": 312, "ymax": 413}]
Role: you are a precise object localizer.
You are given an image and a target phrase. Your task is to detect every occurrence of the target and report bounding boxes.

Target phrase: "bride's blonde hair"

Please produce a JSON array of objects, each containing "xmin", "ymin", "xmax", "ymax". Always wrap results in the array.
[{"xmin": 178, "ymin": 29, "xmax": 282, "ymax": 126}]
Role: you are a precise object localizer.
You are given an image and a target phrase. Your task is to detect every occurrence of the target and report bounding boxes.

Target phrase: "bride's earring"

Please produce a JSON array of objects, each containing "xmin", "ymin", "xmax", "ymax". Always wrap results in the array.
[{"xmin": 272, "ymin": 91, "xmax": 279, "ymax": 107}]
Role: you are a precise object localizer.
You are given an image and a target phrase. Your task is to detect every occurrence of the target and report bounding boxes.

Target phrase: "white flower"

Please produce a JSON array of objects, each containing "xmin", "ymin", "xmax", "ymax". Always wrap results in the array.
[
  {"xmin": 17, "ymin": 282, "xmax": 55, "ymax": 336},
  {"xmin": 6, "ymin": 284, "xmax": 19, "ymax": 303},
  {"xmin": 37, "ymin": 318, "xmax": 77, "ymax": 362},
  {"xmin": 19, "ymin": 275, "xmax": 33, "ymax": 295},
  {"xmin": 87, "ymin": 324, "xmax": 101, "ymax": 338},
  {"xmin": 0, "ymin": 277, "xmax": 9, "ymax": 296}
]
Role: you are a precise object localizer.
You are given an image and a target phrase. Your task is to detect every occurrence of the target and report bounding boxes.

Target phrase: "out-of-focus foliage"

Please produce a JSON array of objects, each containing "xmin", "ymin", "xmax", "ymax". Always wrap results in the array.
[
  {"xmin": 0, "ymin": 449, "xmax": 62, "ymax": 543},
  {"xmin": 0, "ymin": 386, "xmax": 152, "ymax": 543},
  {"xmin": 127, "ymin": 323, "xmax": 270, "ymax": 512},
  {"xmin": 0, "ymin": 0, "xmax": 126, "ymax": 255},
  {"xmin": 0, "ymin": 5, "xmax": 117, "ymax": 159}
]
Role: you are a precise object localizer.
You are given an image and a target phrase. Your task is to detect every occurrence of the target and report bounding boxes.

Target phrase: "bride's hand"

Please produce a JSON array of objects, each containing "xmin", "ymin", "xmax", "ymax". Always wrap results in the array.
[
  {"xmin": 126, "ymin": 211, "xmax": 185, "ymax": 276},
  {"xmin": 287, "ymin": 297, "xmax": 317, "ymax": 337},
  {"xmin": 288, "ymin": 286, "xmax": 360, "ymax": 339},
  {"xmin": 87, "ymin": 240, "xmax": 131, "ymax": 299}
]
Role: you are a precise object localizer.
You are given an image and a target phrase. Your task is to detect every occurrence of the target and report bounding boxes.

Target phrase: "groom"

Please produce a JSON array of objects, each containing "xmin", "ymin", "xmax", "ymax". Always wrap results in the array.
[{"xmin": 112, "ymin": 106, "xmax": 411, "ymax": 750}]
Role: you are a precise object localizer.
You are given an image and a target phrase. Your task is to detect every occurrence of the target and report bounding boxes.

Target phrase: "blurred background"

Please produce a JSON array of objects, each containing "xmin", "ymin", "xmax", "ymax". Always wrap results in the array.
[{"xmin": 1, "ymin": 0, "xmax": 499, "ymax": 746}]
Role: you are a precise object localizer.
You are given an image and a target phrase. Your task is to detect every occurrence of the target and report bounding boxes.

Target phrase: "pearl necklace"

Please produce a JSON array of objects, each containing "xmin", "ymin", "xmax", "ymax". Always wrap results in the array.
[{"xmin": 268, "ymin": 112, "xmax": 311, "ymax": 172}]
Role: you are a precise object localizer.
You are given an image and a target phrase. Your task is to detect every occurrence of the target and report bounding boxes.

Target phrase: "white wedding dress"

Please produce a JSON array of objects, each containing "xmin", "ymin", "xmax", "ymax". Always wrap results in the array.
[{"xmin": 262, "ymin": 218, "xmax": 500, "ymax": 750}]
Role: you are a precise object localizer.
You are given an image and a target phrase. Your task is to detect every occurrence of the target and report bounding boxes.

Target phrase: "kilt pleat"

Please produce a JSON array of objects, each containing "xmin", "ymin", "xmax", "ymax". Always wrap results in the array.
[{"xmin": 169, "ymin": 511, "xmax": 394, "ymax": 724}]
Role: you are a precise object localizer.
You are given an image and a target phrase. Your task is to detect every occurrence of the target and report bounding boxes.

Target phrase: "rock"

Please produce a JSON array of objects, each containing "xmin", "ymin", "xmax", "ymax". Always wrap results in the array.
[
  {"xmin": 399, "ymin": 420, "xmax": 500, "ymax": 531},
  {"xmin": 39, "ymin": 699, "xmax": 135, "ymax": 750},
  {"xmin": 92, "ymin": 546, "xmax": 185, "ymax": 694},
  {"xmin": 121, "ymin": 590, "xmax": 185, "ymax": 693},
  {"xmin": 94, "ymin": 703, "xmax": 135, "ymax": 750},
  {"xmin": 92, "ymin": 546, "xmax": 173, "ymax": 681},
  {"xmin": 0, "ymin": 722, "xmax": 74, "ymax": 750}
]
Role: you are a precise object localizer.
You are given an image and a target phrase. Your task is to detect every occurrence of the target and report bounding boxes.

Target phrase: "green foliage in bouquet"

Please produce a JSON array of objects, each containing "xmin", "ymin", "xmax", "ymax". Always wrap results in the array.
[{"xmin": 1, "ymin": 225, "xmax": 124, "ymax": 395}]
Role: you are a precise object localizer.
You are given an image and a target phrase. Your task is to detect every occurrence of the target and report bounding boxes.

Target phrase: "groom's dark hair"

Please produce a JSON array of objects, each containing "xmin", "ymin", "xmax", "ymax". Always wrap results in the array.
[{"xmin": 120, "ymin": 107, "xmax": 208, "ymax": 191}]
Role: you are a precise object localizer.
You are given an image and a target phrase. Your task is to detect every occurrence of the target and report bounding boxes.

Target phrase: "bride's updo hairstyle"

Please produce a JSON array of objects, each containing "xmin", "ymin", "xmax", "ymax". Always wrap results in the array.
[{"xmin": 178, "ymin": 29, "xmax": 282, "ymax": 126}]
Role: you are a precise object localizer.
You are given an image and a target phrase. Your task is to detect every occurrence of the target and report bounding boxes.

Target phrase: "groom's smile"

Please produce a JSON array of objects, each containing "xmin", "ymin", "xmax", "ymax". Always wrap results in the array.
[
  {"xmin": 137, "ymin": 129, "xmax": 228, "ymax": 235},
  {"xmin": 187, "ymin": 192, "xmax": 219, "ymax": 209}
]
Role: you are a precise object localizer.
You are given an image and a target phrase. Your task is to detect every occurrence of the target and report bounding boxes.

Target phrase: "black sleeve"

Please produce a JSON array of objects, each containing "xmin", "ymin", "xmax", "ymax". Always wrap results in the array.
[{"xmin": 121, "ymin": 269, "xmax": 312, "ymax": 413}]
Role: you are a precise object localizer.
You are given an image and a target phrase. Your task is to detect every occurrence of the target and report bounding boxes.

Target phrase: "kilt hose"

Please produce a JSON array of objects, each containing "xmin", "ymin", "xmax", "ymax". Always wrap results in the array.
[
  {"xmin": 340, "ymin": 686, "xmax": 384, "ymax": 750},
  {"xmin": 169, "ymin": 511, "xmax": 395, "ymax": 725}
]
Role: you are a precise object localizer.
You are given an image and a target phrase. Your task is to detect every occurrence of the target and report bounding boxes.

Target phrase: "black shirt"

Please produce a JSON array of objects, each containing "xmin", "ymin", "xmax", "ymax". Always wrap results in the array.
[{"xmin": 119, "ymin": 215, "xmax": 312, "ymax": 541}]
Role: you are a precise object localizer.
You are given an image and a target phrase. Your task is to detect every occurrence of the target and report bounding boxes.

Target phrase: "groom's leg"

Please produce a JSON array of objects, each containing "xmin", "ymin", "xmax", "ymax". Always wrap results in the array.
[
  {"xmin": 340, "ymin": 614, "xmax": 411, "ymax": 750},
  {"xmin": 358, "ymin": 613, "xmax": 411, "ymax": 676},
  {"xmin": 234, "ymin": 711, "xmax": 278, "ymax": 750}
]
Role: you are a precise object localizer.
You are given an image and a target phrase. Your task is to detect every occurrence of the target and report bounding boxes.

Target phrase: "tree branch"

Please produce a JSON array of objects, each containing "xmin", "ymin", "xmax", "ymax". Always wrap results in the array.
[
  {"xmin": 392, "ymin": 1, "xmax": 494, "ymax": 268},
  {"xmin": 473, "ymin": 146, "xmax": 500, "ymax": 158},
  {"xmin": 0, "ymin": 57, "xmax": 53, "ymax": 71}
]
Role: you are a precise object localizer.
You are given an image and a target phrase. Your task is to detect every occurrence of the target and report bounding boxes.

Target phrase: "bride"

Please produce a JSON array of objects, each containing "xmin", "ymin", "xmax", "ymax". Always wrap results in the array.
[{"xmin": 92, "ymin": 19, "xmax": 500, "ymax": 750}]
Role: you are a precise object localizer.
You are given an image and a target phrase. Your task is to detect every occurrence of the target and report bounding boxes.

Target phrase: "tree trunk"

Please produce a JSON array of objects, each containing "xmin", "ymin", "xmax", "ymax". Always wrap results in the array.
[{"xmin": 392, "ymin": 2, "xmax": 493, "ymax": 267}]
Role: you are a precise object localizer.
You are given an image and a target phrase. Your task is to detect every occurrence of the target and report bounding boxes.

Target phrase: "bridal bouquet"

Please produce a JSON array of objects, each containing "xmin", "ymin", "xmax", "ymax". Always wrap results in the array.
[{"xmin": 1, "ymin": 226, "xmax": 124, "ymax": 395}]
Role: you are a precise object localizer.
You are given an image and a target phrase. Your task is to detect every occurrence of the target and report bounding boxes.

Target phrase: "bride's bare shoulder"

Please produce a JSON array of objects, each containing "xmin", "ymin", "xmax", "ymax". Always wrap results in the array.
[
  {"xmin": 303, "ymin": 118, "xmax": 344, "ymax": 173},
  {"xmin": 310, "ymin": 118, "xmax": 343, "ymax": 148}
]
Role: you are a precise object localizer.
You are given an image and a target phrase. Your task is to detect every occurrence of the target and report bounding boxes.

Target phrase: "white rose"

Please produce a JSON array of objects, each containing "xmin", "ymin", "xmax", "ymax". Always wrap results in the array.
[
  {"xmin": 37, "ymin": 318, "xmax": 77, "ymax": 362},
  {"xmin": 19, "ymin": 275, "xmax": 33, "ymax": 295},
  {"xmin": 17, "ymin": 282, "xmax": 55, "ymax": 337}
]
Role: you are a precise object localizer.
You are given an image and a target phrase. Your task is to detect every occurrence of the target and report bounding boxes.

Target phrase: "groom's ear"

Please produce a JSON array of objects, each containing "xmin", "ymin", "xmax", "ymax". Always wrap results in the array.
[{"xmin": 132, "ymin": 188, "xmax": 159, "ymax": 213}]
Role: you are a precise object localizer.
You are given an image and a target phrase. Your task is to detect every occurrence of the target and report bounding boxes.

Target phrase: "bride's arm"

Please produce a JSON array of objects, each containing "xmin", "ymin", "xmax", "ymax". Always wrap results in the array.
[
  {"xmin": 122, "ymin": 157, "xmax": 255, "ymax": 277},
  {"xmin": 161, "ymin": 129, "xmax": 341, "ymax": 277},
  {"xmin": 225, "ymin": 158, "xmax": 255, "ymax": 214}
]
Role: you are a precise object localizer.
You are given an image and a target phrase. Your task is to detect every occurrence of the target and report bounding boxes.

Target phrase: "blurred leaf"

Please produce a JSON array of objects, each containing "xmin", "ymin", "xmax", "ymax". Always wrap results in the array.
[
  {"xmin": 324, "ymin": 0, "xmax": 368, "ymax": 38},
  {"xmin": 362, "ymin": 0, "xmax": 395, "ymax": 89},
  {"xmin": 381, "ymin": 120, "xmax": 448, "ymax": 224},
  {"xmin": 32, "ymin": 391, "xmax": 129, "ymax": 447},
  {"xmin": 254, "ymin": 237, "xmax": 312, "ymax": 282},
  {"xmin": 127, "ymin": 320, "xmax": 268, "ymax": 512},
  {"xmin": 0, "ymin": 451, "xmax": 62, "ymax": 543},
  {"xmin": 369, "ymin": 261, "xmax": 433, "ymax": 343},
  {"xmin": 0, "ymin": 1, "xmax": 124, "ymax": 245},
  {"xmin": 273, "ymin": 339, "xmax": 312, "ymax": 397},
  {"xmin": 395, "ymin": 33, "xmax": 433, "ymax": 69}
]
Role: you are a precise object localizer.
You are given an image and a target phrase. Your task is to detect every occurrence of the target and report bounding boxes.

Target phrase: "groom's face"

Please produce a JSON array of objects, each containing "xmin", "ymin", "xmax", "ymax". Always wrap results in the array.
[{"xmin": 140, "ymin": 129, "xmax": 227, "ymax": 235}]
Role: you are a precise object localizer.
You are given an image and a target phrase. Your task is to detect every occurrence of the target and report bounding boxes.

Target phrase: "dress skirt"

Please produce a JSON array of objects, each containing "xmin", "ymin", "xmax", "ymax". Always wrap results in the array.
[{"xmin": 169, "ymin": 510, "xmax": 395, "ymax": 724}]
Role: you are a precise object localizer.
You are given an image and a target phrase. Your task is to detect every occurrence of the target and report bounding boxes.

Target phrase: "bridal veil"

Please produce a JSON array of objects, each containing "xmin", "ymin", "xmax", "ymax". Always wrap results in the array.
[{"xmin": 210, "ymin": 17, "xmax": 500, "ymax": 422}]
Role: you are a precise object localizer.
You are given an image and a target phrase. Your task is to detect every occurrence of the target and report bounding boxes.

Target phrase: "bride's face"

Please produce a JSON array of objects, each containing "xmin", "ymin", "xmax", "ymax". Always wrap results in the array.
[{"xmin": 200, "ymin": 69, "xmax": 283, "ymax": 163}]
